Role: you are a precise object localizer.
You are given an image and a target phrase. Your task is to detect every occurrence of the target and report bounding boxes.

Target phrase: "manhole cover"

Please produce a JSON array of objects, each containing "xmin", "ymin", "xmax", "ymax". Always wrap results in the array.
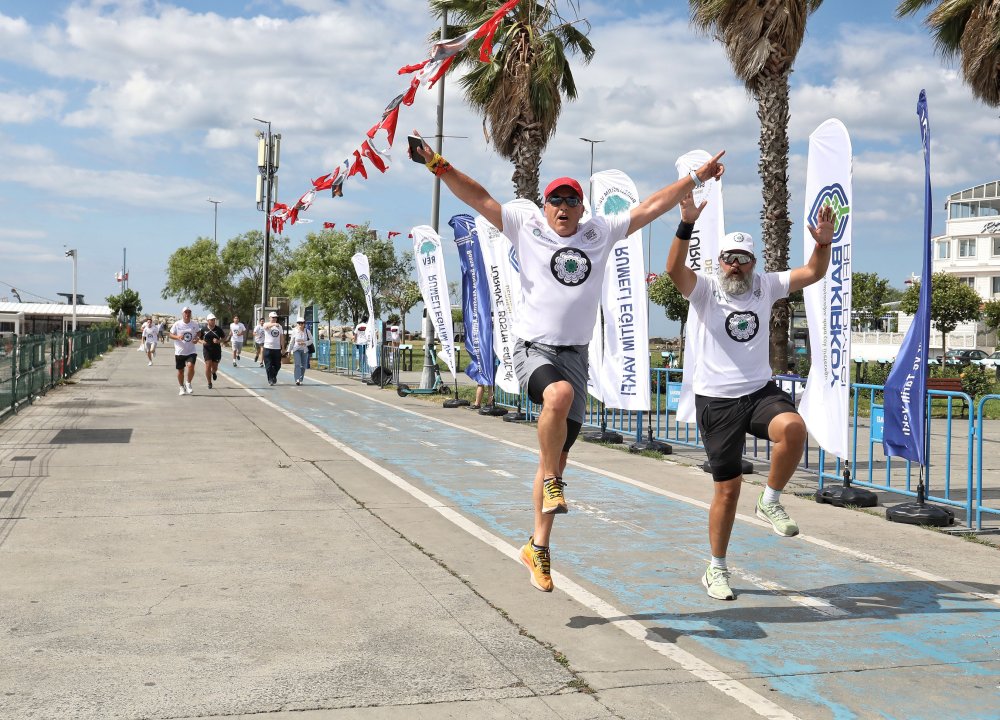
[
  {"xmin": 10, "ymin": 456, "xmax": 35, "ymax": 461},
  {"xmin": 51, "ymin": 429, "xmax": 132, "ymax": 444}
]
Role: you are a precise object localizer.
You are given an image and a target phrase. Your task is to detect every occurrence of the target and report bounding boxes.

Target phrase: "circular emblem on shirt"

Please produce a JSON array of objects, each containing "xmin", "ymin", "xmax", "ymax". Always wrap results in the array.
[
  {"xmin": 532, "ymin": 228, "xmax": 542, "ymax": 237},
  {"xmin": 725, "ymin": 311, "xmax": 759, "ymax": 343},
  {"xmin": 269, "ymin": 328, "xmax": 280, "ymax": 337},
  {"xmin": 182, "ymin": 332, "xmax": 193, "ymax": 342},
  {"xmin": 550, "ymin": 247, "xmax": 591, "ymax": 286}
]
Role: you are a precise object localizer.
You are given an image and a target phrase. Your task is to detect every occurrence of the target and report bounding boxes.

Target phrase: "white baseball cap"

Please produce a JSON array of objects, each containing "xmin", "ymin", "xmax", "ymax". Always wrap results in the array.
[
  {"xmin": 182, "ymin": 306, "xmax": 192, "ymax": 313},
  {"xmin": 269, "ymin": 311, "xmax": 278, "ymax": 318},
  {"xmin": 206, "ymin": 313, "xmax": 216, "ymax": 320},
  {"xmin": 719, "ymin": 232, "xmax": 755, "ymax": 257}
]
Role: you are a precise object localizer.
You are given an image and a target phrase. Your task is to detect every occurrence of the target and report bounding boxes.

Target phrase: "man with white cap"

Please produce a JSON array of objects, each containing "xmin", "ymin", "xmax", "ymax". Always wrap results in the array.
[
  {"xmin": 200, "ymin": 313, "xmax": 225, "ymax": 389},
  {"xmin": 261, "ymin": 311, "xmax": 285, "ymax": 385},
  {"xmin": 667, "ymin": 192, "xmax": 835, "ymax": 602},
  {"xmin": 410, "ymin": 130, "xmax": 725, "ymax": 593},
  {"xmin": 168, "ymin": 307, "xmax": 201, "ymax": 395}
]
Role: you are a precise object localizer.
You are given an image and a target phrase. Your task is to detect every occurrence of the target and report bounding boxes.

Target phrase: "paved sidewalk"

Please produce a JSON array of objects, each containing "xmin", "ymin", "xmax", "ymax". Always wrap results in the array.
[{"xmin": 2, "ymin": 347, "xmax": 998, "ymax": 720}]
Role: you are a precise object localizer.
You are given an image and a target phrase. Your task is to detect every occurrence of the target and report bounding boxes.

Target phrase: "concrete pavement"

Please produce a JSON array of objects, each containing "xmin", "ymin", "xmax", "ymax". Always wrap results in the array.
[{"xmin": 1, "ymin": 346, "xmax": 998, "ymax": 719}]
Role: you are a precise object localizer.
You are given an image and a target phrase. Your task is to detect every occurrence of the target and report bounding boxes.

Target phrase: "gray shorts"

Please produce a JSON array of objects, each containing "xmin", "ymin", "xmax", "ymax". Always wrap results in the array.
[{"xmin": 512, "ymin": 339, "xmax": 589, "ymax": 424}]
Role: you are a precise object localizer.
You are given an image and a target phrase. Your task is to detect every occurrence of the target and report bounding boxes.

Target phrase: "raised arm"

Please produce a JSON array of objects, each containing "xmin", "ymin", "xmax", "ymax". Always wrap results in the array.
[
  {"xmin": 627, "ymin": 151, "xmax": 725, "ymax": 236},
  {"xmin": 665, "ymin": 191, "xmax": 707, "ymax": 298},
  {"xmin": 788, "ymin": 205, "xmax": 835, "ymax": 293},
  {"xmin": 409, "ymin": 131, "xmax": 503, "ymax": 231}
]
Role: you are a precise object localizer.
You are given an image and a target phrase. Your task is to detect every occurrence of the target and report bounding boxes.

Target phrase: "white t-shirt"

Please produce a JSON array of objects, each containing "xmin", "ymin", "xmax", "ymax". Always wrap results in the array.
[
  {"xmin": 686, "ymin": 271, "xmax": 791, "ymax": 398},
  {"xmin": 230, "ymin": 322, "xmax": 246, "ymax": 344},
  {"xmin": 501, "ymin": 199, "xmax": 630, "ymax": 346},
  {"xmin": 290, "ymin": 327, "xmax": 311, "ymax": 351},
  {"xmin": 263, "ymin": 322, "xmax": 283, "ymax": 350},
  {"xmin": 170, "ymin": 320, "xmax": 201, "ymax": 356},
  {"xmin": 253, "ymin": 323, "xmax": 265, "ymax": 344},
  {"xmin": 388, "ymin": 326, "xmax": 400, "ymax": 343},
  {"xmin": 354, "ymin": 325, "xmax": 367, "ymax": 345},
  {"xmin": 141, "ymin": 325, "xmax": 158, "ymax": 345}
]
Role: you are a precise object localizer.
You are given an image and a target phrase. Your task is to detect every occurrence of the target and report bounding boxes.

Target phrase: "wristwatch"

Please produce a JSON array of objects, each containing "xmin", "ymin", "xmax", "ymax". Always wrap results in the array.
[{"xmin": 689, "ymin": 170, "xmax": 704, "ymax": 188}]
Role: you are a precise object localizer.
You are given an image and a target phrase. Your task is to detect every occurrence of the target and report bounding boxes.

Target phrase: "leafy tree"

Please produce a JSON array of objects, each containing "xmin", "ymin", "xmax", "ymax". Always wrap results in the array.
[
  {"xmin": 899, "ymin": 271, "xmax": 982, "ymax": 353},
  {"xmin": 431, "ymin": 0, "xmax": 595, "ymax": 204},
  {"xmin": 690, "ymin": 0, "xmax": 825, "ymax": 372},
  {"xmin": 982, "ymin": 298, "xmax": 1000, "ymax": 332},
  {"xmin": 381, "ymin": 272, "xmax": 422, "ymax": 339},
  {"xmin": 162, "ymin": 231, "xmax": 291, "ymax": 322},
  {"xmin": 106, "ymin": 288, "xmax": 142, "ymax": 319},
  {"xmin": 285, "ymin": 225, "xmax": 411, "ymax": 326},
  {"xmin": 897, "ymin": 1, "xmax": 1000, "ymax": 107},
  {"xmin": 648, "ymin": 273, "xmax": 689, "ymax": 363},
  {"xmin": 852, "ymin": 272, "xmax": 892, "ymax": 330}
]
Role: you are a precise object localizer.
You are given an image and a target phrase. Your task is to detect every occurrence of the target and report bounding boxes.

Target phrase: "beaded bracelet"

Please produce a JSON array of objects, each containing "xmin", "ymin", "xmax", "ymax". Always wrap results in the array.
[{"xmin": 426, "ymin": 153, "xmax": 452, "ymax": 177}]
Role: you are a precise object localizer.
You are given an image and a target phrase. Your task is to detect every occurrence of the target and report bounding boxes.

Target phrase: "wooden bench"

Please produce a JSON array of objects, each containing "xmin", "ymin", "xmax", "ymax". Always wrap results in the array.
[{"xmin": 926, "ymin": 377, "xmax": 967, "ymax": 417}]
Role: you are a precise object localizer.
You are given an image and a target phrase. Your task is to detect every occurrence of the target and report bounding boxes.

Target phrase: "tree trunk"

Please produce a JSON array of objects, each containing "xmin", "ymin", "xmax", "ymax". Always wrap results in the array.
[
  {"xmin": 757, "ymin": 67, "xmax": 793, "ymax": 374},
  {"xmin": 511, "ymin": 118, "xmax": 543, "ymax": 206}
]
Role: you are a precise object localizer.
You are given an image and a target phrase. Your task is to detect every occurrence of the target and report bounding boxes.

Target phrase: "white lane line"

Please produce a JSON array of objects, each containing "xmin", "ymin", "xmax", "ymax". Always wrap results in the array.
[
  {"xmin": 225, "ymin": 373, "xmax": 800, "ymax": 720},
  {"xmin": 734, "ymin": 569, "xmax": 848, "ymax": 618},
  {"xmin": 344, "ymin": 409, "xmax": 359, "ymax": 417},
  {"xmin": 490, "ymin": 469, "xmax": 514, "ymax": 478},
  {"xmin": 418, "ymin": 440, "xmax": 437, "ymax": 448},
  {"xmin": 318, "ymin": 379, "xmax": 1000, "ymax": 609},
  {"xmin": 326, "ymin": 401, "xmax": 338, "ymax": 408},
  {"xmin": 465, "ymin": 460, "xmax": 487, "ymax": 467},
  {"xmin": 376, "ymin": 422, "xmax": 399, "ymax": 433}
]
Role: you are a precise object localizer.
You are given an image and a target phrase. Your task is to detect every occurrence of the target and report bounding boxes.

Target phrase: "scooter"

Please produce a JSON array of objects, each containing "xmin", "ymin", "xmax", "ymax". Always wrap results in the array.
[{"xmin": 396, "ymin": 350, "xmax": 452, "ymax": 397}]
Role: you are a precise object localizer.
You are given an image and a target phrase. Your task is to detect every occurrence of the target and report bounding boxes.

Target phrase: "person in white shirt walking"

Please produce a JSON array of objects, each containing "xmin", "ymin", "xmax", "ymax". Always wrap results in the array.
[
  {"xmin": 169, "ymin": 307, "xmax": 201, "ymax": 395},
  {"xmin": 229, "ymin": 315, "xmax": 246, "ymax": 366},
  {"xmin": 666, "ymin": 193, "xmax": 835, "ymax": 602},
  {"xmin": 140, "ymin": 317, "xmax": 158, "ymax": 365},
  {"xmin": 253, "ymin": 318, "xmax": 266, "ymax": 367},
  {"xmin": 353, "ymin": 322, "xmax": 367, "ymax": 372},
  {"xmin": 261, "ymin": 311, "xmax": 285, "ymax": 385},
  {"xmin": 411, "ymin": 131, "xmax": 724, "ymax": 593},
  {"xmin": 289, "ymin": 318, "xmax": 312, "ymax": 385}
]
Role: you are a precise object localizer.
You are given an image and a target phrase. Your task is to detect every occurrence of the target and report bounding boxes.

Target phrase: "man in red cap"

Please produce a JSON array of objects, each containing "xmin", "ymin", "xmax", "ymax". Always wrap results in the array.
[{"xmin": 411, "ymin": 131, "xmax": 724, "ymax": 593}]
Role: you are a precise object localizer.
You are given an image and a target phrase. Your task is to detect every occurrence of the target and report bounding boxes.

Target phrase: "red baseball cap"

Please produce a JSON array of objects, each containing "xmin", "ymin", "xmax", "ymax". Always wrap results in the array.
[{"xmin": 543, "ymin": 177, "xmax": 584, "ymax": 201}]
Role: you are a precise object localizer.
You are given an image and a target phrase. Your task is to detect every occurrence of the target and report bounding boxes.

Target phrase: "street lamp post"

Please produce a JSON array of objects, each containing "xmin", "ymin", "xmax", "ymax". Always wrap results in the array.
[
  {"xmin": 254, "ymin": 119, "xmax": 280, "ymax": 314},
  {"xmin": 208, "ymin": 198, "xmax": 221, "ymax": 244},
  {"xmin": 579, "ymin": 137, "xmax": 604, "ymax": 201},
  {"xmin": 64, "ymin": 249, "xmax": 77, "ymax": 332}
]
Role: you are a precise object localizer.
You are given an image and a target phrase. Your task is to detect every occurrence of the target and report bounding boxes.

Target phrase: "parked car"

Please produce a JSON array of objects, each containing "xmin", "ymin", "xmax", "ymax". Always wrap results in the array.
[
  {"xmin": 972, "ymin": 351, "xmax": 1000, "ymax": 368},
  {"xmin": 935, "ymin": 349, "xmax": 989, "ymax": 366}
]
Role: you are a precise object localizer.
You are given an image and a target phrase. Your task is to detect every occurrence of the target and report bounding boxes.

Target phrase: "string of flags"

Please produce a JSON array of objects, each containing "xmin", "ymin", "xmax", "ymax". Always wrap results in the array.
[
  {"xmin": 267, "ymin": 0, "xmax": 521, "ymax": 236},
  {"xmin": 320, "ymin": 222, "xmax": 412, "ymax": 239}
]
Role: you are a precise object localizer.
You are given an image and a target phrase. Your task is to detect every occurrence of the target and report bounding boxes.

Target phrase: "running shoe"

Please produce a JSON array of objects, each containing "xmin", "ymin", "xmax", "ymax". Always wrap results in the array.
[
  {"xmin": 207, "ymin": 381, "xmax": 213, "ymax": 389},
  {"xmin": 213, "ymin": 371, "xmax": 218, "ymax": 381},
  {"xmin": 233, "ymin": 360, "xmax": 237, "ymax": 367},
  {"xmin": 702, "ymin": 565, "xmax": 735, "ymax": 601},
  {"xmin": 755, "ymin": 492, "xmax": 800, "ymax": 537},
  {"xmin": 295, "ymin": 380, "xmax": 301, "ymax": 386},
  {"xmin": 178, "ymin": 387, "xmax": 185, "ymax": 396},
  {"xmin": 519, "ymin": 537, "xmax": 553, "ymax": 592},
  {"xmin": 185, "ymin": 383, "xmax": 193, "ymax": 395},
  {"xmin": 541, "ymin": 476, "xmax": 568, "ymax": 514},
  {"xmin": 148, "ymin": 361, "xmax": 152, "ymax": 366}
]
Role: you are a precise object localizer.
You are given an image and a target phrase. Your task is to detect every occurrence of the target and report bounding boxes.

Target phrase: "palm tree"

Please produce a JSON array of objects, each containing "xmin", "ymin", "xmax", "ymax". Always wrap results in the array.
[
  {"xmin": 429, "ymin": 0, "xmax": 595, "ymax": 205},
  {"xmin": 897, "ymin": 0, "xmax": 1000, "ymax": 107},
  {"xmin": 689, "ymin": 0, "xmax": 824, "ymax": 373}
]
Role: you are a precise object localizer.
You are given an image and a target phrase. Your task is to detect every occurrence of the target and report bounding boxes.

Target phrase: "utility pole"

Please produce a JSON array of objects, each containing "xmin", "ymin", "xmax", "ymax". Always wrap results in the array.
[
  {"xmin": 65, "ymin": 249, "xmax": 78, "ymax": 331},
  {"xmin": 255, "ymin": 119, "xmax": 280, "ymax": 313},
  {"xmin": 208, "ymin": 198, "xmax": 221, "ymax": 244},
  {"xmin": 580, "ymin": 137, "xmax": 604, "ymax": 202}
]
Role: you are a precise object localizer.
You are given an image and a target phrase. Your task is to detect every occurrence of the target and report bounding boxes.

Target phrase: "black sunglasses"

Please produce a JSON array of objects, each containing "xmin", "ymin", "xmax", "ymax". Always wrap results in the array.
[
  {"xmin": 720, "ymin": 252, "xmax": 754, "ymax": 266},
  {"xmin": 546, "ymin": 195, "xmax": 582, "ymax": 208}
]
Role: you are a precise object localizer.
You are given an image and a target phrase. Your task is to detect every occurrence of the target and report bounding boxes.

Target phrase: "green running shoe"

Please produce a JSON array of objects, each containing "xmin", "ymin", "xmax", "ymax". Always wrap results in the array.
[
  {"xmin": 755, "ymin": 492, "xmax": 800, "ymax": 537},
  {"xmin": 702, "ymin": 565, "xmax": 735, "ymax": 601}
]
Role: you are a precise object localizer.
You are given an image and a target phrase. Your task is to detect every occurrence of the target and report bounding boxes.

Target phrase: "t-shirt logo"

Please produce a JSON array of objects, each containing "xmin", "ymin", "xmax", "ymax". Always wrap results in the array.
[
  {"xmin": 269, "ymin": 328, "xmax": 280, "ymax": 337},
  {"xmin": 725, "ymin": 311, "xmax": 759, "ymax": 342},
  {"xmin": 550, "ymin": 247, "xmax": 591, "ymax": 286},
  {"xmin": 182, "ymin": 332, "xmax": 193, "ymax": 342}
]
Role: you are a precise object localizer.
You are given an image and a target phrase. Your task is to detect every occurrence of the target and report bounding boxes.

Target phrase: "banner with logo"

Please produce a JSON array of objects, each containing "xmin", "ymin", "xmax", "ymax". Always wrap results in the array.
[
  {"xmin": 591, "ymin": 169, "xmax": 650, "ymax": 410},
  {"xmin": 411, "ymin": 225, "xmax": 458, "ymax": 379},
  {"xmin": 674, "ymin": 150, "xmax": 725, "ymax": 423},
  {"xmin": 883, "ymin": 91, "xmax": 933, "ymax": 465},
  {"xmin": 798, "ymin": 119, "xmax": 853, "ymax": 459},
  {"xmin": 475, "ymin": 215, "xmax": 522, "ymax": 394},
  {"xmin": 450, "ymin": 214, "xmax": 496, "ymax": 387},
  {"xmin": 350, "ymin": 252, "xmax": 379, "ymax": 368}
]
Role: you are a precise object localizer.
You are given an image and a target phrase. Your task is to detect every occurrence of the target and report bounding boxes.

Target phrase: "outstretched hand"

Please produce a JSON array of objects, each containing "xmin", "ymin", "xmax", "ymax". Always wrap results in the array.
[
  {"xmin": 808, "ymin": 205, "xmax": 836, "ymax": 246},
  {"xmin": 408, "ymin": 130, "xmax": 434, "ymax": 163},
  {"xmin": 695, "ymin": 150, "xmax": 726, "ymax": 184},
  {"xmin": 679, "ymin": 191, "xmax": 707, "ymax": 224}
]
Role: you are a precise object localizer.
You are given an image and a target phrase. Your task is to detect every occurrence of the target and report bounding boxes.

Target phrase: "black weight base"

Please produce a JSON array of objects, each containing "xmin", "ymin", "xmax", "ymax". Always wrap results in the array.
[
  {"xmin": 584, "ymin": 429, "xmax": 623, "ymax": 444},
  {"xmin": 443, "ymin": 398, "xmax": 469, "ymax": 409},
  {"xmin": 480, "ymin": 405, "xmax": 508, "ymax": 417},
  {"xmin": 815, "ymin": 485, "xmax": 879, "ymax": 508},
  {"xmin": 886, "ymin": 501, "xmax": 954, "ymax": 526},
  {"xmin": 503, "ymin": 411, "xmax": 527, "ymax": 423},
  {"xmin": 702, "ymin": 459, "xmax": 753, "ymax": 475},
  {"xmin": 630, "ymin": 438, "xmax": 672, "ymax": 455}
]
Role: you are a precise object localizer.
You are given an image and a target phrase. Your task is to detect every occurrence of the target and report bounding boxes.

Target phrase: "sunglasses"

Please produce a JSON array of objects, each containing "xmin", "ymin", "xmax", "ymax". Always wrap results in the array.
[
  {"xmin": 546, "ymin": 195, "xmax": 582, "ymax": 208},
  {"xmin": 720, "ymin": 252, "xmax": 754, "ymax": 266}
]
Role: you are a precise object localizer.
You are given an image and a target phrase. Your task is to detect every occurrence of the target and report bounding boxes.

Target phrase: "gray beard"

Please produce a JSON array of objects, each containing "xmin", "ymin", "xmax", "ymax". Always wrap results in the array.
[{"xmin": 718, "ymin": 269, "xmax": 753, "ymax": 296}]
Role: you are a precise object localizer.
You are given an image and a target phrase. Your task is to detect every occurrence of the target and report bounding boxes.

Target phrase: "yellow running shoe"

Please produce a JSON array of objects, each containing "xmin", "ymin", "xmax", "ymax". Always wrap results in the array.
[
  {"xmin": 541, "ymin": 476, "xmax": 568, "ymax": 514},
  {"xmin": 519, "ymin": 537, "xmax": 553, "ymax": 592}
]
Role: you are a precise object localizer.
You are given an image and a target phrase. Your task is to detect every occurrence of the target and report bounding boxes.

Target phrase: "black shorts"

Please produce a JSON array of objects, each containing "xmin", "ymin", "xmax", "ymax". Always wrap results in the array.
[
  {"xmin": 203, "ymin": 345, "xmax": 222, "ymax": 363},
  {"xmin": 175, "ymin": 353, "xmax": 197, "ymax": 370},
  {"xmin": 696, "ymin": 381, "xmax": 797, "ymax": 482}
]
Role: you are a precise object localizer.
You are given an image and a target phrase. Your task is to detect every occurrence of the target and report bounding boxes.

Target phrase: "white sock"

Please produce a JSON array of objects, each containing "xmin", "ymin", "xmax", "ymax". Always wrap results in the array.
[
  {"xmin": 762, "ymin": 486, "xmax": 781, "ymax": 505},
  {"xmin": 710, "ymin": 556, "xmax": 727, "ymax": 571}
]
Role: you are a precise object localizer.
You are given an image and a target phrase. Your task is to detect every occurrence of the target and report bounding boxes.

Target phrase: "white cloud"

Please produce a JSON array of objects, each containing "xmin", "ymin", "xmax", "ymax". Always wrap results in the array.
[{"xmin": 0, "ymin": 88, "xmax": 64, "ymax": 122}]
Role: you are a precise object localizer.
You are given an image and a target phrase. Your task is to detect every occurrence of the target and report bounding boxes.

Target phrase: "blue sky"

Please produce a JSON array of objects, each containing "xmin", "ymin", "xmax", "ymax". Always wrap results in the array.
[{"xmin": 0, "ymin": 0, "xmax": 997, "ymax": 336}]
